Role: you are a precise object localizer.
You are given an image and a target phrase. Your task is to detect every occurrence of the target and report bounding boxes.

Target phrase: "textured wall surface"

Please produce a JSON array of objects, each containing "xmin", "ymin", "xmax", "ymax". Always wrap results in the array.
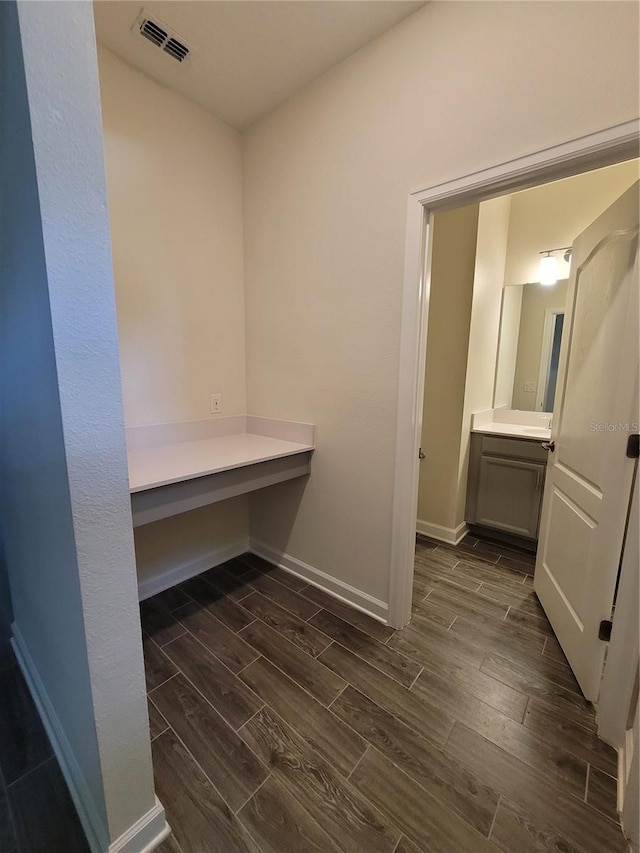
[
  {"xmin": 1, "ymin": 1, "xmax": 157, "ymax": 846},
  {"xmin": 98, "ymin": 45, "xmax": 247, "ymax": 428},
  {"xmin": 417, "ymin": 205, "xmax": 479, "ymax": 531},
  {"xmin": 134, "ymin": 498, "xmax": 249, "ymax": 590},
  {"xmin": 244, "ymin": 1, "xmax": 639, "ymax": 601},
  {"xmin": 0, "ymin": 1, "xmax": 108, "ymax": 841},
  {"xmin": 456, "ymin": 196, "xmax": 512, "ymax": 527},
  {"xmin": 98, "ymin": 46, "xmax": 251, "ymax": 587}
]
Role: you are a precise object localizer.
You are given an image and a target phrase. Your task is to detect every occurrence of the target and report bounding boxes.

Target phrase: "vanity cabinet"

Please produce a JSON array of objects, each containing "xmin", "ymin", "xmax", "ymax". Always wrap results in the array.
[{"xmin": 466, "ymin": 433, "xmax": 548, "ymax": 543}]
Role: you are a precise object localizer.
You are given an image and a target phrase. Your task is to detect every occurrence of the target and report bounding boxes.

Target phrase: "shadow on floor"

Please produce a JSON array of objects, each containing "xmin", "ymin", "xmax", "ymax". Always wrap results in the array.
[{"xmin": 0, "ymin": 637, "xmax": 89, "ymax": 853}]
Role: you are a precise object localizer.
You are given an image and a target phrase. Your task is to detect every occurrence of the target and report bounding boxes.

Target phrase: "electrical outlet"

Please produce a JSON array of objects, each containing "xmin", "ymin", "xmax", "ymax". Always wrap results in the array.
[
  {"xmin": 210, "ymin": 394, "xmax": 222, "ymax": 414},
  {"xmin": 523, "ymin": 381, "xmax": 536, "ymax": 393}
]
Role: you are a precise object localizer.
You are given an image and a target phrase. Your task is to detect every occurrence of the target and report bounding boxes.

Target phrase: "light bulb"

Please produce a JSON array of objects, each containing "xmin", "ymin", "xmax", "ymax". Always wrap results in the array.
[{"xmin": 539, "ymin": 254, "xmax": 558, "ymax": 286}]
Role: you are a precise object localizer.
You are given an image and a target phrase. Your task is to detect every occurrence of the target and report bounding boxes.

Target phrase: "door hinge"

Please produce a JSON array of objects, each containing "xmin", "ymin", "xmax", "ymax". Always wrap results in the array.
[
  {"xmin": 598, "ymin": 620, "xmax": 613, "ymax": 641},
  {"xmin": 418, "ymin": 447, "xmax": 425, "ymax": 460},
  {"xmin": 626, "ymin": 433, "xmax": 639, "ymax": 459}
]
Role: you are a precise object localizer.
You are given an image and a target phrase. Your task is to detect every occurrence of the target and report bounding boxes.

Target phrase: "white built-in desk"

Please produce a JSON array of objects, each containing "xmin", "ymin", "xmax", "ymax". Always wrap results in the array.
[{"xmin": 127, "ymin": 416, "xmax": 315, "ymax": 527}]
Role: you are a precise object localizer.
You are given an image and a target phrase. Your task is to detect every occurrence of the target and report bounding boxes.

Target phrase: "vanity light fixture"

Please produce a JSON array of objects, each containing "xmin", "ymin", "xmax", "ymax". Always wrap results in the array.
[
  {"xmin": 539, "ymin": 252, "xmax": 558, "ymax": 286},
  {"xmin": 538, "ymin": 246, "xmax": 572, "ymax": 286}
]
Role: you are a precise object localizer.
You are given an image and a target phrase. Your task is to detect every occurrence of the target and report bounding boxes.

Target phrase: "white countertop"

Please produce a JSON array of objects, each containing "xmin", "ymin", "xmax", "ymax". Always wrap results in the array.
[
  {"xmin": 470, "ymin": 409, "xmax": 551, "ymax": 441},
  {"xmin": 471, "ymin": 422, "xmax": 551, "ymax": 441},
  {"xmin": 128, "ymin": 432, "xmax": 314, "ymax": 493},
  {"xmin": 126, "ymin": 416, "xmax": 315, "ymax": 493}
]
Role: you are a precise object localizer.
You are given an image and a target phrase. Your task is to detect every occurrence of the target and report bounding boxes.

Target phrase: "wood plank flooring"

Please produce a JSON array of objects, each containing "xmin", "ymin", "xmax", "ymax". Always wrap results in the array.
[
  {"xmin": 0, "ymin": 640, "xmax": 89, "ymax": 853},
  {"xmin": 146, "ymin": 539, "xmax": 626, "ymax": 853}
]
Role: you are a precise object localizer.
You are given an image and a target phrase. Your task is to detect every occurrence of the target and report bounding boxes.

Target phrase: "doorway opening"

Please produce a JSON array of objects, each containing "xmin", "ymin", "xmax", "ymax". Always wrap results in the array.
[
  {"xmin": 390, "ymin": 130, "xmax": 639, "ymax": 672},
  {"xmin": 390, "ymin": 122, "xmax": 639, "ymax": 628},
  {"xmin": 390, "ymin": 127, "xmax": 639, "ymax": 841},
  {"xmin": 413, "ymin": 159, "xmax": 637, "ymax": 619}
]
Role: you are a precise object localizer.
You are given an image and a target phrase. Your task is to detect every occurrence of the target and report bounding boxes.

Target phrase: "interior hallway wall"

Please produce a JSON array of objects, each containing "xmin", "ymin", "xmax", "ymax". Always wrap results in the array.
[
  {"xmin": 98, "ymin": 45, "xmax": 247, "ymax": 428},
  {"xmin": 455, "ymin": 196, "xmax": 512, "ymax": 529},
  {"xmin": 0, "ymin": 2, "xmax": 160, "ymax": 849},
  {"xmin": 243, "ymin": 0, "xmax": 639, "ymax": 604},
  {"xmin": 98, "ymin": 47, "xmax": 250, "ymax": 591},
  {"xmin": 417, "ymin": 205, "xmax": 479, "ymax": 537}
]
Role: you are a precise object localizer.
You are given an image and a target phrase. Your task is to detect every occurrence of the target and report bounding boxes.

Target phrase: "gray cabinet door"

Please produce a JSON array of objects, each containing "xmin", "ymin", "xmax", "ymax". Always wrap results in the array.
[{"xmin": 475, "ymin": 456, "xmax": 545, "ymax": 539}]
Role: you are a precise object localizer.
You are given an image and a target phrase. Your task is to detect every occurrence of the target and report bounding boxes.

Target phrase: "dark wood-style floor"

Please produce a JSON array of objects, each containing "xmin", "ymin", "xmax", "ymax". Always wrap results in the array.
[
  {"xmin": 143, "ymin": 537, "xmax": 627, "ymax": 853},
  {"xmin": 0, "ymin": 640, "xmax": 89, "ymax": 852}
]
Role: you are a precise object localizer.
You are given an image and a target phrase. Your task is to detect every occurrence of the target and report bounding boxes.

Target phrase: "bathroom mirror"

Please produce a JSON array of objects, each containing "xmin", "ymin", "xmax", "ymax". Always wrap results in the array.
[{"xmin": 494, "ymin": 280, "xmax": 568, "ymax": 412}]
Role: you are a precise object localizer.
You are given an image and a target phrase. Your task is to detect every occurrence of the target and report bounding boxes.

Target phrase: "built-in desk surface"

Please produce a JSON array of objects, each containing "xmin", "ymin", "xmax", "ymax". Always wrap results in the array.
[
  {"xmin": 127, "ymin": 416, "xmax": 315, "ymax": 527},
  {"xmin": 129, "ymin": 432, "xmax": 314, "ymax": 492}
]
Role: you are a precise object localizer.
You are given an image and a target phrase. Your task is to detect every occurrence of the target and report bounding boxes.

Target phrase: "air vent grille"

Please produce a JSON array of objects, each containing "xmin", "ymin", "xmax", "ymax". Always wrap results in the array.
[
  {"xmin": 140, "ymin": 19, "xmax": 167, "ymax": 48},
  {"xmin": 164, "ymin": 37, "xmax": 189, "ymax": 63},
  {"xmin": 135, "ymin": 12, "xmax": 191, "ymax": 64}
]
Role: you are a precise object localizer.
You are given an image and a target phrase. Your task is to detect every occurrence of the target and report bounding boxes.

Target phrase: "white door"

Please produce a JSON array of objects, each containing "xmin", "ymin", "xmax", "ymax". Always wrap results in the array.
[{"xmin": 534, "ymin": 181, "xmax": 639, "ymax": 702}]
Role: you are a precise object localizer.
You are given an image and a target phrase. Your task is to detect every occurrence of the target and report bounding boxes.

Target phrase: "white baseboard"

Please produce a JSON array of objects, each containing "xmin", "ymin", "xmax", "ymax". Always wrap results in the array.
[
  {"xmin": 108, "ymin": 800, "xmax": 170, "ymax": 853},
  {"xmin": 250, "ymin": 539, "xmax": 388, "ymax": 623},
  {"xmin": 11, "ymin": 623, "xmax": 109, "ymax": 852},
  {"xmin": 416, "ymin": 520, "xmax": 468, "ymax": 545},
  {"xmin": 618, "ymin": 744, "xmax": 626, "ymax": 813},
  {"xmin": 12, "ymin": 624, "xmax": 171, "ymax": 853},
  {"xmin": 138, "ymin": 537, "xmax": 250, "ymax": 601}
]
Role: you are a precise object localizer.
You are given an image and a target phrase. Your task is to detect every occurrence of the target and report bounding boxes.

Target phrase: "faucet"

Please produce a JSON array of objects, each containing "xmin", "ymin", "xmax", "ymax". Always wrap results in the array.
[{"xmin": 546, "ymin": 415, "xmax": 553, "ymax": 430}]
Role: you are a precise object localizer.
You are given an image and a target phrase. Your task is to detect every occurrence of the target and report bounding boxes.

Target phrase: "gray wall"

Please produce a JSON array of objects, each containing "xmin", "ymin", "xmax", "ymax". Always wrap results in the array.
[
  {"xmin": 0, "ymin": 2, "xmax": 160, "ymax": 848},
  {"xmin": 0, "ymin": 0, "xmax": 108, "ymax": 841}
]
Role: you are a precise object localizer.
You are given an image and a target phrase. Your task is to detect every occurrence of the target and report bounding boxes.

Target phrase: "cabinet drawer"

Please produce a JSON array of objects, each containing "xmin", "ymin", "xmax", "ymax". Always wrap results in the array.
[{"xmin": 479, "ymin": 434, "xmax": 548, "ymax": 463}]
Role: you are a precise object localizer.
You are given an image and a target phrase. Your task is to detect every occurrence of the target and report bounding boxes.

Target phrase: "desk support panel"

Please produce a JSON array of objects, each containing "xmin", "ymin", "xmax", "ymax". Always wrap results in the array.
[{"xmin": 131, "ymin": 451, "xmax": 312, "ymax": 528}]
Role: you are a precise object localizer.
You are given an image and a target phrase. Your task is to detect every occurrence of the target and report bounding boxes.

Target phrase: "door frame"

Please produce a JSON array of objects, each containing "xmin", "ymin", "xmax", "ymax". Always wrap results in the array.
[
  {"xmin": 389, "ymin": 118, "xmax": 639, "ymax": 630},
  {"xmin": 598, "ymin": 468, "xmax": 639, "ymax": 824}
]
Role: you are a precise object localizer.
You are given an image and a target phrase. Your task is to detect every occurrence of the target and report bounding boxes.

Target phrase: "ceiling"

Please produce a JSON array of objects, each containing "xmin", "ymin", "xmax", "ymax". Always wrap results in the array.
[{"xmin": 93, "ymin": 1, "xmax": 427, "ymax": 130}]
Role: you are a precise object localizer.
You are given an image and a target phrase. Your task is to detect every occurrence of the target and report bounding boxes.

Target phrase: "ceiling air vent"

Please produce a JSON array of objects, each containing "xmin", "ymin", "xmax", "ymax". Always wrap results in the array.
[
  {"xmin": 135, "ymin": 11, "xmax": 192, "ymax": 64},
  {"xmin": 163, "ymin": 37, "xmax": 189, "ymax": 63},
  {"xmin": 139, "ymin": 18, "xmax": 167, "ymax": 48}
]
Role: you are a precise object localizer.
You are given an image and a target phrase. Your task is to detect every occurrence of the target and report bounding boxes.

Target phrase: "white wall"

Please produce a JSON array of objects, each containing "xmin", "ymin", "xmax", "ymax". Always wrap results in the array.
[
  {"xmin": 98, "ymin": 46, "xmax": 247, "ymax": 427},
  {"xmin": 98, "ymin": 47, "xmax": 250, "ymax": 591},
  {"xmin": 135, "ymin": 499, "xmax": 249, "ymax": 597},
  {"xmin": 98, "ymin": 47, "xmax": 247, "ymax": 426},
  {"xmin": 417, "ymin": 205, "xmax": 478, "ymax": 536},
  {"xmin": 0, "ymin": 3, "xmax": 162, "ymax": 849},
  {"xmin": 243, "ymin": 0, "xmax": 639, "ymax": 604},
  {"xmin": 456, "ymin": 196, "xmax": 512, "ymax": 526}
]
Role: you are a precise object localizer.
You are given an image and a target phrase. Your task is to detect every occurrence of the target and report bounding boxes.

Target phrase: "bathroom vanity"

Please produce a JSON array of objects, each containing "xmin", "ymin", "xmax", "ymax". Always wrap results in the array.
[{"xmin": 466, "ymin": 410, "xmax": 551, "ymax": 549}]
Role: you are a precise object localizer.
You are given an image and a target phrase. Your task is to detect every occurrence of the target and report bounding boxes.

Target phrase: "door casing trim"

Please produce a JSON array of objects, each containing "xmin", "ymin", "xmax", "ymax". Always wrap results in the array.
[{"xmin": 389, "ymin": 118, "xmax": 640, "ymax": 631}]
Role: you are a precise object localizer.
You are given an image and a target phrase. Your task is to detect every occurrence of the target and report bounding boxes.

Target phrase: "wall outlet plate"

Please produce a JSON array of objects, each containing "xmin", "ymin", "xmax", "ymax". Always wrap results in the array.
[
  {"xmin": 210, "ymin": 394, "xmax": 222, "ymax": 413},
  {"xmin": 523, "ymin": 381, "xmax": 536, "ymax": 393}
]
